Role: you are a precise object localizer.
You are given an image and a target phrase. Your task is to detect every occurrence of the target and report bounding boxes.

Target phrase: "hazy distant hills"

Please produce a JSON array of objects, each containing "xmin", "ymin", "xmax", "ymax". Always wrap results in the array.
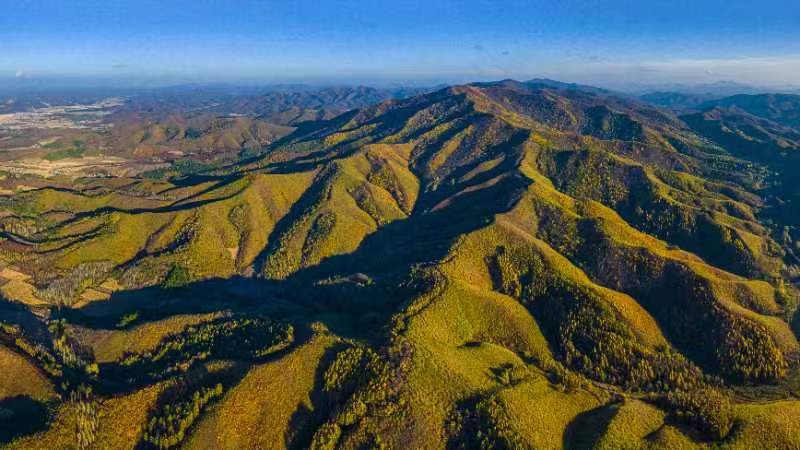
[
  {"xmin": 695, "ymin": 93, "xmax": 800, "ymax": 128},
  {"xmin": 638, "ymin": 80, "xmax": 769, "ymax": 97},
  {"xmin": 638, "ymin": 81, "xmax": 800, "ymax": 112},
  {"xmin": 0, "ymin": 91, "xmax": 128, "ymax": 114},
  {"xmin": 639, "ymin": 91, "xmax": 720, "ymax": 111},
  {"xmin": 98, "ymin": 85, "xmax": 436, "ymax": 160},
  {"xmin": 0, "ymin": 85, "xmax": 437, "ymax": 168},
  {"xmin": 112, "ymin": 84, "xmax": 435, "ymax": 125},
  {"xmin": 1, "ymin": 79, "xmax": 800, "ymax": 449},
  {"xmin": 683, "ymin": 103, "xmax": 800, "ymax": 159},
  {"xmin": 680, "ymin": 95, "xmax": 800, "ymax": 244}
]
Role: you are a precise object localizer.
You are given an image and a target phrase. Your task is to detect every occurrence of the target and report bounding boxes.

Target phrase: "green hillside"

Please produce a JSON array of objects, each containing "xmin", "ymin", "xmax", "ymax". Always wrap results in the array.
[{"xmin": 1, "ymin": 80, "xmax": 799, "ymax": 449}]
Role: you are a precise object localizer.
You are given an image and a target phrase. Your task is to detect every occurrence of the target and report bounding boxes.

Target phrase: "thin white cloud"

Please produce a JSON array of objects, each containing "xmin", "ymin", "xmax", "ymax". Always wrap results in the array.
[{"xmin": 538, "ymin": 55, "xmax": 800, "ymax": 88}]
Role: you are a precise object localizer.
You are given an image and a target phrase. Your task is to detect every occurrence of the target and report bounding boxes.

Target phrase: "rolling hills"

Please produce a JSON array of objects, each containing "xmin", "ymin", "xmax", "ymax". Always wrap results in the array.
[
  {"xmin": 696, "ymin": 94, "xmax": 800, "ymax": 128},
  {"xmin": 1, "ymin": 79, "xmax": 799, "ymax": 449},
  {"xmin": 0, "ymin": 85, "xmax": 432, "ymax": 179}
]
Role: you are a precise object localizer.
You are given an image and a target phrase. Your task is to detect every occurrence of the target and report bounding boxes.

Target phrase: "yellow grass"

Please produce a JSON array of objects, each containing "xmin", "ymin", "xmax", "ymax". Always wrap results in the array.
[
  {"xmin": 496, "ymin": 376, "xmax": 601, "ymax": 448},
  {"xmin": 0, "ymin": 345, "xmax": 55, "ymax": 401},
  {"xmin": 1, "ymin": 279, "xmax": 47, "ymax": 306},
  {"xmin": 77, "ymin": 312, "xmax": 225, "ymax": 363},
  {"xmin": 7, "ymin": 382, "xmax": 169, "ymax": 450},
  {"xmin": 595, "ymin": 399, "xmax": 667, "ymax": 450},
  {"xmin": 185, "ymin": 333, "xmax": 339, "ymax": 449},
  {"xmin": 0, "ymin": 267, "xmax": 31, "ymax": 281}
]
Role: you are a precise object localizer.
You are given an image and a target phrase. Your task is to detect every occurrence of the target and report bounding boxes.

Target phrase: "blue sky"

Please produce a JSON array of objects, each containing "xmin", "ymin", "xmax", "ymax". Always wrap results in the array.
[{"xmin": 2, "ymin": 0, "xmax": 799, "ymax": 87}]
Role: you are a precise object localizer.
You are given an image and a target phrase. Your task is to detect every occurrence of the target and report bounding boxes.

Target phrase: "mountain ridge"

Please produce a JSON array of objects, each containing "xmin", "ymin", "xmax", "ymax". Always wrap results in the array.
[{"xmin": 1, "ymin": 79, "xmax": 799, "ymax": 449}]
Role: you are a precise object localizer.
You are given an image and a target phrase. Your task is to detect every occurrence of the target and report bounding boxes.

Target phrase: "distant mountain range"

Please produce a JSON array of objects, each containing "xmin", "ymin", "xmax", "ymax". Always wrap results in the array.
[
  {"xmin": 638, "ymin": 91, "xmax": 721, "ymax": 110},
  {"xmin": 638, "ymin": 81, "xmax": 800, "ymax": 111},
  {"xmin": 112, "ymin": 84, "xmax": 436, "ymax": 124},
  {"xmin": 635, "ymin": 80, "xmax": 770, "ymax": 96},
  {"xmin": 696, "ymin": 93, "xmax": 800, "ymax": 128},
  {"xmin": 0, "ymin": 85, "xmax": 439, "ymax": 166},
  {"xmin": 0, "ymin": 83, "xmax": 437, "ymax": 116}
]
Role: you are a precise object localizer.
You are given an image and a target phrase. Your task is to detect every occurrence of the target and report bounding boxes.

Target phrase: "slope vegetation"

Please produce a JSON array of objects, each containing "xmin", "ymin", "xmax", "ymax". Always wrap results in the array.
[{"xmin": 1, "ymin": 80, "xmax": 799, "ymax": 449}]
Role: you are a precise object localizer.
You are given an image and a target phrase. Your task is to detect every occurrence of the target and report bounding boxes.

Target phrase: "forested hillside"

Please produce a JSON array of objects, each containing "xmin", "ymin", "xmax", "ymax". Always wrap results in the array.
[{"xmin": 1, "ymin": 80, "xmax": 799, "ymax": 449}]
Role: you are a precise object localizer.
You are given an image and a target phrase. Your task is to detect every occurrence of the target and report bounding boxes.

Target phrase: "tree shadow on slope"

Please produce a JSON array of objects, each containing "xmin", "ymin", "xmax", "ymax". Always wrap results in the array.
[
  {"xmin": 50, "ymin": 87, "xmax": 531, "ymax": 338},
  {"xmin": 132, "ymin": 361, "xmax": 251, "ymax": 450},
  {"xmin": 234, "ymin": 90, "xmax": 470, "ymax": 177},
  {"xmin": 291, "ymin": 170, "xmax": 531, "ymax": 284},
  {"xmin": 0, "ymin": 395, "xmax": 51, "ymax": 444},
  {"xmin": 97, "ymin": 313, "xmax": 297, "ymax": 396},
  {"xmin": 0, "ymin": 295, "xmax": 49, "ymax": 339},
  {"xmin": 562, "ymin": 402, "xmax": 621, "ymax": 450},
  {"xmin": 284, "ymin": 342, "xmax": 350, "ymax": 450},
  {"xmin": 61, "ymin": 276, "xmax": 287, "ymax": 327},
  {"xmin": 63, "ymin": 164, "xmax": 531, "ymax": 345}
]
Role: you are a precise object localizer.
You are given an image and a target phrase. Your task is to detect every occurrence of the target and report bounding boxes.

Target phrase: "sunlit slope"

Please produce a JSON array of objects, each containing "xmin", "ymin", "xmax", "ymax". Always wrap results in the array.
[
  {"xmin": 6, "ymin": 81, "xmax": 798, "ymax": 375},
  {"xmin": 377, "ymin": 170, "xmax": 794, "ymax": 447},
  {"xmin": 1, "ymin": 80, "xmax": 799, "ymax": 449},
  {"xmin": 30, "ymin": 172, "xmax": 316, "ymax": 284},
  {"xmin": 0, "ymin": 343, "xmax": 55, "ymax": 401},
  {"xmin": 259, "ymin": 143, "xmax": 419, "ymax": 280}
]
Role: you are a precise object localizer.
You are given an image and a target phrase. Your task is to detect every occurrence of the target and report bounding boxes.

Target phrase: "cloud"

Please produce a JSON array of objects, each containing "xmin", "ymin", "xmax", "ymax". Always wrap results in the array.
[
  {"xmin": 636, "ymin": 56, "xmax": 800, "ymax": 85},
  {"xmin": 544, "ymin": 55, "xmax": 800, "ymax": 87},
  {"xmin": 15, "ymin": 70, "xmax": 25, "ymax": 78},
  {"xmin": 634, "ymin": 63, "xmax": 659, "ymax": 73}
]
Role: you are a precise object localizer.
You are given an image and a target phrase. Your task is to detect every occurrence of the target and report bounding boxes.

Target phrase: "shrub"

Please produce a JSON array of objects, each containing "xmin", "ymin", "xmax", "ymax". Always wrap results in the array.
[
  {"xmin": 309, "ymin": 344, "xmax": 406, "ymax": 446},
  {"xmin": 110, "ymin": 316, "xmax": 293, "ymax": 384},
  {"xmin": 36, "ymin": 261, "xmax": 113, "ymax": 306},
  {"xmin": 714, "ymin": 313, "xmax": 788, "ymax": 382},
  {"xmin": 142, "ymin": 383, "xmax": 223, "ymax": 449},
  {"xmin": 488, "ymin": 245, "xmax": 705, "ymax": 392},
  {"xmin": 448, "ymin": 396, "xmax": 528, "ymax": 450},
  {"xmin": 71, "ymin": 384, "xmax": 99, "ymax": 449},
  {"xmin": 163, "ymin": 265, "xmax": 192, "ymax": 288},
  {"xmin": 656, "ymin": 388, "xmax": 733, "ymax": 440},
  {"xmin": 309, "ymin": 423, "xmax": 341, "ymax": 450}
]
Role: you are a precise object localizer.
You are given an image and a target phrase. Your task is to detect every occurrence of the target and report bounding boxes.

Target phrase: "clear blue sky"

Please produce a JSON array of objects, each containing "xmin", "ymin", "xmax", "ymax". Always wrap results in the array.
[{"xmin": 2, "ymin": 0, "xmax": 799, "ymax": 87}]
